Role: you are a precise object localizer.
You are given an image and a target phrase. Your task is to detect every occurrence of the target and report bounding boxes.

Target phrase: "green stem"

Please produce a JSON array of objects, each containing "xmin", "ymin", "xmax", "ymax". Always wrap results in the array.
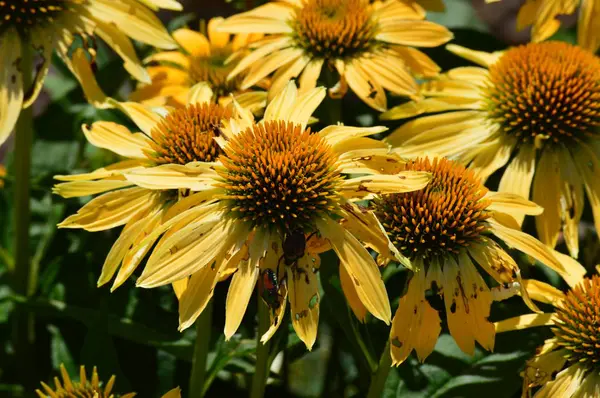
[
  {"xmin": 250, "ymin": 296, "xmax": 271, "ymax": 398},
  {"xmin": 13, "ymin": 44, "xmax": 35, "ymax": 388},
  {"xmin": 189, "ymin": 299, "xmax": 214, "ymax": 398},
  {"xmin": 367, "ymin": 341, "xmax": 393, "ymax": 398}
]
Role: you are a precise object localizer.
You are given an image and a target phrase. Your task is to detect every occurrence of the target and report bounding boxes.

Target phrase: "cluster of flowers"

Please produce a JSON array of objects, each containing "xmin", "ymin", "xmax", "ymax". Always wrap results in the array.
[{"xmin": 1, "ymin": 0, "xmax": 600, "ymax": 396}]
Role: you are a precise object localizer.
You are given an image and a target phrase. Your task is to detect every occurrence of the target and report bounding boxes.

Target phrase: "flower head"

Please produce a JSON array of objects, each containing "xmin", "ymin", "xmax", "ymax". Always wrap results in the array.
[
  {"xmin": 494, "ymin": 258, "xmax": 597, "ymax": 397},
  {"xmin": 382, "ymin": 41, "xmax": 600, "ymax": 259},
  {"xmin": 0, "ymin": 0, "xmax": 180, "ymax": 145},
  {"xmin": 131, "ymin": 17, "xmax": 267, "ymax": 114},
  {"xmin": 371, "ymin": 156, "xmax": 584, "ymax": 365},
  {"xmin": 125, "ymin": 81, "xmax": 433, "ymax": 349},
  {"xmin": 35, "ymin": 363, "xmax": 135, "ymax": 398},
  {"xmin": 54, "ymin": 84, "xmax": 236, "ymax": 291},
  {"xmin": 218, "ymin": 0, "xmax": 452, "ymax": 111}
]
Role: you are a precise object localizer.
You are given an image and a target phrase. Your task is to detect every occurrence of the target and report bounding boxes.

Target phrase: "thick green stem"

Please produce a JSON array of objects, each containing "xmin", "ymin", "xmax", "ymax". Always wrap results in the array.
[
  {"xmin": 13, "ymin": 44, "xmax": 35, "ymax": 388},
  {"xmin": 367, "ymin": 341, "xmax": 393, "ymax": 398},
  {"xmin": 189, "ymin": 299, "xmax": 214, "ymax": 398},
  {"xmin": 250, "ymin": 296, "xmax": 271, "ymax": 398}
]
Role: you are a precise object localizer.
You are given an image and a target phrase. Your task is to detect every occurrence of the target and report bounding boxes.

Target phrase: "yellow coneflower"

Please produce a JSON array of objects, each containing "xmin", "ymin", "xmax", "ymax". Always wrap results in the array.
[
  {"xmin": 488, "ymin": 0, "xmax": 600, "ymax": 53},
  {"xmin": 494, "ymin": 262, "xmax": 600, "ymax": 397},
  {"xmin": 370, "ymin": 157, "xmax": 585, "ymax": 365},
  {"xmin": 217, "ymin": 0, "xmax": 452, "ymax": 111},
  {"xmin": 123, "ymin": 81, "xmax": 432, "ymax": 350},
  {"xmin": 35, "ymin": 363, "xmax": 182, "ymax": 398},
  {"xmin": 382, "ymin": 41, "xmax": 600, "ymax": 258},
  {"xmin": 54, "ymin": 84, "xmax": 239, "ymax": 291},
  {"xmin": 35, "ymin": 363, "xmax": 135, "ymax": 398},
  {"xmin": 0, "ymin": 0, "xmax": 181, "ymax": 145},
  {"xmin": 130, "ymin": 17, "xmax": 268, "ymax": 114}
]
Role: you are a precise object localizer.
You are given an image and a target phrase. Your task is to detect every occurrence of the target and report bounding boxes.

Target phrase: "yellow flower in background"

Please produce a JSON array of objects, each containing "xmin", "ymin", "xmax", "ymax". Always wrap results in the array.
[
  {"xmin": 494, "ymin": 263, "xmax": 600, "ymax": 397},
  {"xmin": 489, "ymin": 0, "xmax": 600, "ymax": 53},
  {"xmin": 217, "ymin": 0, "xmax": 452, "ymax": 111},
  {"xmin": 35, "ymin": 363, "xmax": 135, "ymax": 398},
  {"xmin": 36, "ymin": 363, "xmax": 182, "ymax": 397},
  {"xmin": 124, "ymin": 81, "xmax": 432, "ymax": 350},
  {"xmin": 371, "ymin": 157, "xmax": 585, "ymax": 365},
  {"xmin": 382, "ymin": 41, "xmax": 600, "ymax": 258},
  {"xmin": 130, "ymin": 17, "xmax": 268, "ymax": 114},
  {"xmin": 54, "ymin": 84, "xmax": 239, "ymax": 291},
  {"xmin": 0, "ymin": 0, "xmax": 180, "ymax": 145}
]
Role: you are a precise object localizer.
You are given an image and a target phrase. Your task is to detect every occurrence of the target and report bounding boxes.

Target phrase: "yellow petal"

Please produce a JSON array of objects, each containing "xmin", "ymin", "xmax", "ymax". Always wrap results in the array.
[
  {"xmin": 70, "ymin": 48, "xmax": 110, "ymax": 108},
  {"xmin": 24, "ymin": 28, "xmax": 54, "ymax": 108},
  {"xmin": 486, "ymin": 191, "xmax": 543, "ymax": 216},
  {"xmin": 338, "ymin": 148, "xmax": 406, "ymax": 175},
  {"xmin": 339, "ymin": 171, "xmax": 431, "ymax": 198},
  {"xmin": 339, "ymin": 264, "xmax": 367, "ymax": 323},
  {"xmin": 242, "ymin": 47, "xmax": 304, "ymax": 89},
  {"xmin": 227, "ymin": 37, "xmax": 293, "ymax": 80},
  {"xmin": 468, "ymin": 138, "xmax": 514, "ymax": 182},
  {"xmin": 137, "ymin": 218, "xmax": 230, "ymax": 288},
  {"xmin": 173, "ymin": 29, "xmax": 210, "ymax": 57},
  {"xmin": 178, "ymin": 265, "xmax": 221, "ymax": 331},
  {"xmin": 392, "ymin": 47, "xmax": 440, "ymax": 78},
  {"xmin": 578, "ymin": 0, "xmax": 600, "ymax": 52},
  {"xmin": 263, "ymin": 80, "xmax": 298, "ymax": 122},
  {"xmin": 268, "ymin": 55, "xmax": 311, "ymax": 101},
  {"xmin": 53, "ymin": 180, "xmax": 133, "ymax": 198},
  {"xmin": 495, "ymin": 313, "xmax": 555, "ymax": 333},
  {"xmin": 58, "ymin": 188, "xmax": 157, "ymax": 232},
  {"xmin": 339, "ymin": 201, "xmax": 412, "ymax": 269},
  {"xmin": 54, "ymin": 160, "xmax": 145, "ymax": 182},
  {"xmin": 557, "ymin": 148, "xmax": 584, "ymax": 257},
  {"xmin": 111, "ymin": 101, "xmax": 162, "ymax": 135},
  {"xmin": 287, "ymin": 251, "xmax": 321, "ymax": 350},
  {"xmin": 376, "ymin": 21, "xmax": 453, "ymax": 47},
  {"xmin": 498, "ymin": 144, "xmax": 537, "ymax": 225},
  {"xmin": 571, "ymin": 142, "xmax": 600, "ymax": 255},
  {"xmin": 522, "ymin": 279, "xmax": 565, "ymax": 306},
  {"xmin": 187, "ymin": 82, "xmax": 214, "ymax": 104},
  {"xmin": 88, "ymin": 0, "xmax": 176, "ymax": 49},
  {"xmin": 488, "ymin": 220, "xmax": 578, "ymax": 287},
  {"xmin": 124, "ymin": 164, "xmax": 219, "ymax": 191},
  {"xmin": 298, "ymin": 58, "xmax": 324, "ymax": 93},
  {"xmin": 320, "ymin": 125, "xmax": 388, "ymax": 147},
  {"xmin": 208, "ymin": 17, "xmax": 230, "ymax": 48},
  {"xmin": 381, "ymin": 96, "xmax": 480, "ymax": 120},
  {"xmin": 532, "ymin": 150, "xmax": 561, "ymax": 249},
  {"xmin": 316, "ymin": 218, "xmax": 391, "ymax": 323},
  {"xmin": 97, "ymin": 208, "xmax": 162, "ymax": 287},
  {"xmin": 82, "ymin": 121, "xmax": 151, "ymax": 159},
  {"xmin": 225, "ymin": 230, "xmax": 267, "ymax": 339},
  {"xmin": 94, "ymin": 19, "xmax": 151, "ymax": 83},
  {"xmin": 160, "ymin": 387, "xmax": 182, "ymax": 398},
  {"xmin": 446, "ymin": 44, "xmax": 502, "ymax": 67},
  {"xmin": 344, "ymin": 61, "xmax": 387, "ymax": 111}
]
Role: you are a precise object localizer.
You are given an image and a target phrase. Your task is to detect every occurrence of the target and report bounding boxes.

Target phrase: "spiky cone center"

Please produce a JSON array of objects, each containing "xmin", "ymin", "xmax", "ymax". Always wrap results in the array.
[
  {"xmin": 553, "ymin": 275, "xmax": 600, "ymax": 367},
  {"xmin": 0, "ymin": 0, "xmax": 84, "ymax": 35},
  {"xmin": 291, "ymin": 0, "xmax": 377, "ymax": 59},
  {"xmin": 189, "ymin": 50, "xmax": 245, "ymax": 99},
  {"xmin": 374, "ymin": 157, "xmax": 490, "ymax": 261},
  {"xmin": 218, "ymin": 120, "xmax": 342, "ymax": 231},
  {"xmin": 485, "ymin": 41, "xmax": 600, "ymax": 146},
  {"xmin": 146, "ymin": 102, "xmax": 230, "ymax": 165}
]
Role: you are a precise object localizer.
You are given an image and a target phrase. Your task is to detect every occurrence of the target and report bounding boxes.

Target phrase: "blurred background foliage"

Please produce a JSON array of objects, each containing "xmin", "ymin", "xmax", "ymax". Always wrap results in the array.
[{"xmin": 0, "ymin": 0, "xmax": 596, "ymax": 397}]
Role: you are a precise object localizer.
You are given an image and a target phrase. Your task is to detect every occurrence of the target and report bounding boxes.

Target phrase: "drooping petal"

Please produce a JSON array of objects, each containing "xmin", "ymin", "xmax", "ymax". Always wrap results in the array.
[
  {"xmin": 532, "ymin": 149, "xmax": 561, "ymax": 250},
  {"xmin": 339, "ymin": 264, "xmax": 367, "ymax": 323},
  {"xmin": 0, "ymin": 29, "xmax": 24, "ymax": 145},
  {"xmin": 287, "ymin": 251, "xmax": 321, "ymax": 350},
  {"xmin": 316, "ymin": 218, "xmax": 391, "ymax": 323},
  {"xmin": 498, "ymin": 144, "xmax": 537, "ymax": 225}
]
